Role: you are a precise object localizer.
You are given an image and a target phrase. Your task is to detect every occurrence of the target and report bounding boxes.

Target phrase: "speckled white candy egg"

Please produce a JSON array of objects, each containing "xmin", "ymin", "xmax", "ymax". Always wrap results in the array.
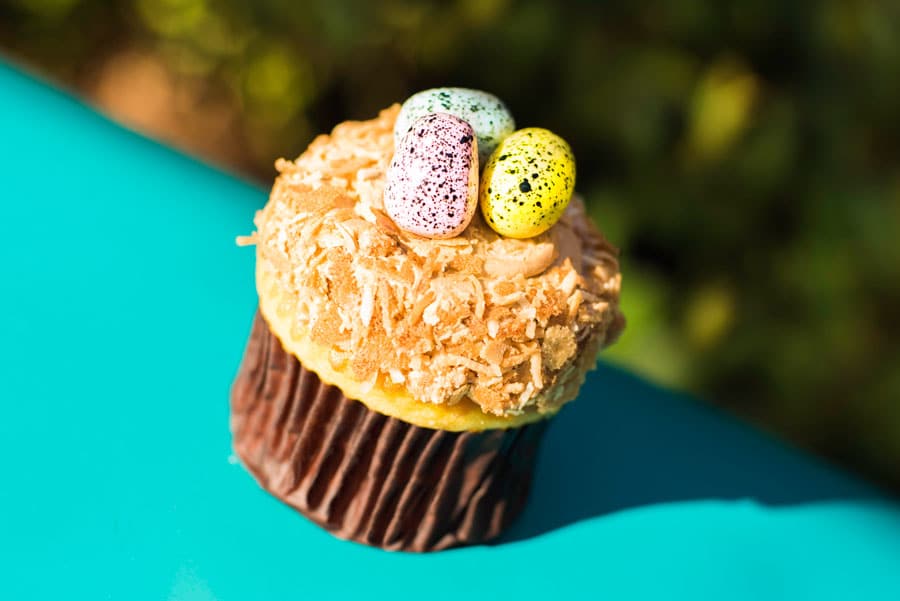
[
  {"xmin": 384, "ymin": 113, "xmax": 479, "ymax": 239},
  {"xmin": 394, "ymin": 88, "xmax": 515, "ymax": 165}
]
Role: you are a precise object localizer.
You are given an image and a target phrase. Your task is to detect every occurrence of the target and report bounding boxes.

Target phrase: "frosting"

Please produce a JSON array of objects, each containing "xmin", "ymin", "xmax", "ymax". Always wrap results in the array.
[{"xmin": 244, "ymin": 105, "xmax": 624, "ymax": 417}]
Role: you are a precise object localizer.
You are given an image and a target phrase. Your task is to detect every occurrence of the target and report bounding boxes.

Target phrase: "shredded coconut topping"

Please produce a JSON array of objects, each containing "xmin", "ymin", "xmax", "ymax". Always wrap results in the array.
[{"xmin": 249, "ymin": 105, "xmax": 624, "ymax": 417}]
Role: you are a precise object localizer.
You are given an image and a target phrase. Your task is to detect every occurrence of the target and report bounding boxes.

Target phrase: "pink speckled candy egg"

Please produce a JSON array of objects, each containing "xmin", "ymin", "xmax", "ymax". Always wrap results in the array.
[{"xmin": 384, "ymin": 113, "xmax": 478, "ymax": 239}]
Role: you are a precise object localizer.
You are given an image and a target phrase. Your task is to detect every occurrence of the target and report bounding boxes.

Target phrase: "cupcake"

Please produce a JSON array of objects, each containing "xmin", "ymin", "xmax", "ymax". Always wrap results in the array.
[{"xmin": 232, "ymin": 88, "xmax": 624, "ymax": 551}]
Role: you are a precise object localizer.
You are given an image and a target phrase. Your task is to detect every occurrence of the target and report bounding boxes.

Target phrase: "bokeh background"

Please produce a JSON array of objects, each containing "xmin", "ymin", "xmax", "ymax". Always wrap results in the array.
[{"xmin": 2, "ymin": 0, "xmax": 899, "ymax": 492}]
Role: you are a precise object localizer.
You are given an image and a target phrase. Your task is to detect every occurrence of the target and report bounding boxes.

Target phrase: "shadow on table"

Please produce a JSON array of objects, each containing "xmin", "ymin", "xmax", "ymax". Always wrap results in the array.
[{"xmin": 501, "ymin": 363, "xmax": 880, "ymax": 544}]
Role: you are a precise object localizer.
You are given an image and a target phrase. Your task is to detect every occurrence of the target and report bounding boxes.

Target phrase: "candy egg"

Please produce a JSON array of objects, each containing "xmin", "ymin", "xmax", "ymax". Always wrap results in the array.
[
  {"xmin": 394, "ymin": 88, "xmax": 515, "ymax": 165},
  {"xmin": 384, "ymin": 113, "xmax": 479, "ymax": 239},
  {"xmin": 480, "ymin": 128, "xmax": 576, "ymax": 239}
]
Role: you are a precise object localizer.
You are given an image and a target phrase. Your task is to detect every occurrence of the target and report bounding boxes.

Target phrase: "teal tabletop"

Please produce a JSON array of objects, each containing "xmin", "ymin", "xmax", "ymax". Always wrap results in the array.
[{"xmin": 1, "ymin": 62, "xmax": 899, "ymax": 600}]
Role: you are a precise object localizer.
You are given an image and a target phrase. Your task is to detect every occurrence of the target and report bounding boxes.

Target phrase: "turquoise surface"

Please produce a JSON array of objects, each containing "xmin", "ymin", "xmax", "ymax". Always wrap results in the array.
[{"xmin": 1, "ymin": 62, "xmax": 899, "ymax": 600}]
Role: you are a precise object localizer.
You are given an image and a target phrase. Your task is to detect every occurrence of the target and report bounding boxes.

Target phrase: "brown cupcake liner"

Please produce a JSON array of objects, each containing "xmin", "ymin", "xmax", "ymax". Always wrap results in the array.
[{"xmin": 230, "ymin": 310, "xmax": 547, "ymax": 552}]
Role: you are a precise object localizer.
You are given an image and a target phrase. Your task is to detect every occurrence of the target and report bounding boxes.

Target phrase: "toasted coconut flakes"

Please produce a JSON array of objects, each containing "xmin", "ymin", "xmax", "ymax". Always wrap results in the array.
[
  {"xmin": 378, "ymin": 280, "xmax": 394, "ymax": 335},
  {"xmin": 560, "ymin": 267, "xmax": 578, "ymax": 297},
  {"xmin": 359, "ymin": 285, "xmax": 375, "ymax": 327},
  {"xmin": 497, "ymin": 318, "xmax": 527, "ymax": 339},
  {"xmin": 503, "ymin": 382, "xmax": 525, "ymax": 394},
  {"xmin": 334, "ymin": 221, "xmax": 358, "ymax": 251},
  {"xmin": 448, "ymin": 385, "xmax": 470, "ymax": 404},
  {"xmin": 542, "ymin": 325, "xmax": 577, "ymax": 371},
  {"xmin": 236, "ymin": 233, "xmax": 258, "ymax": 246},
  {"xmin": 530, "ymin": 353, "xmax": 543, "ymax": 388},
  {"xmin": 493, "ymin": 290, "xmax": 524, "ymax": 306},
  {"xmin": 261, "ymin": 251, "xmax": 292, "ymax": 277},
  {"xmin": 254, "ymin": 106, "xmax": 623, "ymax": 416},
  {"xmin": 494, "ymin": 281, "xmax": 517, "ymax": 297},
  {"xmin": 481, "ymin": 340, "xmax": 507, "ymax": 365},
  {"xmin": 423, "ymin": 300, "xmax": 441, "ymax": 326},
  {"xmin": 487, "ymin": 320, "xmax": 500, "ymax": 339},
  {"xmin": 518, "ymin": 382, "xmax": 536, "ymax": 405},
  {"xmin": 372, "ymin": 208, "xmax": 402, "ymax": 235},
  {"xmin": 470, "ymin": 386, "xmax": 508, "ymax": 414},
  {"xmin": 311, "ymin": 304, "xmax": 345, "ymax": 346},
  {"xmin": 408, "ymin": 290, "xmax": 435, "ymax": 324},
  {"xmin": 520, "ymin": 304, "xmax": 537, "ymax": 321},
  {"xmin": 502, "ymin": 351, "xmax": 529, "ymax": 368},
  {"xmin": 439, "ymin": 354, "xmax": 501, "ymax": 378},
  {"xmin": 351, "ymin": 318, "xmax": 387, "ymax": 381},
  {"xmin": 536, "ymin": 288, "xmax": 567, "ymax": 323},
  {"xmin": 567, "ymin": 289, "xmax": 583, "ymax": 320},
  {"xmin": 465, "ymin": 316, "xmax": 487, "ymax": 338}
]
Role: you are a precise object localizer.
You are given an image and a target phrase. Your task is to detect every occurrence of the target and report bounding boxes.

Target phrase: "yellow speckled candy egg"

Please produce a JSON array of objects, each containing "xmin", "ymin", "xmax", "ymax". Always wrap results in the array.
[{"xmin": 479, "ymin": 128, "xmax": 576, "ymax": 239}]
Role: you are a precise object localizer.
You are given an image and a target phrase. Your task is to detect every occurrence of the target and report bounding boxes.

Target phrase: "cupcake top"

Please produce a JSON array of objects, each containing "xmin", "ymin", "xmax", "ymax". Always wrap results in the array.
[{"xmin": 243, "ymin": 104, "xmax": 623, "ymax": 419}]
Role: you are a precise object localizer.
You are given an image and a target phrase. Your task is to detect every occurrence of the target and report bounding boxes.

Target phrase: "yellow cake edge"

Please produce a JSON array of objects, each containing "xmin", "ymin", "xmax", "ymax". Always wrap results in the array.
[{"xmin": 256, "ymin": 264, "xmax": 555, "ymax": 432}]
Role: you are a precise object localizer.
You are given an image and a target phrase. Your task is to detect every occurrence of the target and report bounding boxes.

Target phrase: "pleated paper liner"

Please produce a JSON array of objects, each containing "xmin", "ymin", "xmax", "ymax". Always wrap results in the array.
[{"xmin": 231, "ymin": 310, "xmax": 548, "ymax": 552}]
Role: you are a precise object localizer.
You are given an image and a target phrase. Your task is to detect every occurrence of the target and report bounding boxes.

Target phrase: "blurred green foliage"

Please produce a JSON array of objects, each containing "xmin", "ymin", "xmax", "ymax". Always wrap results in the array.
[{"xmin": 2, "ymin": 0, "xmax": 899, "ymax": 490}]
